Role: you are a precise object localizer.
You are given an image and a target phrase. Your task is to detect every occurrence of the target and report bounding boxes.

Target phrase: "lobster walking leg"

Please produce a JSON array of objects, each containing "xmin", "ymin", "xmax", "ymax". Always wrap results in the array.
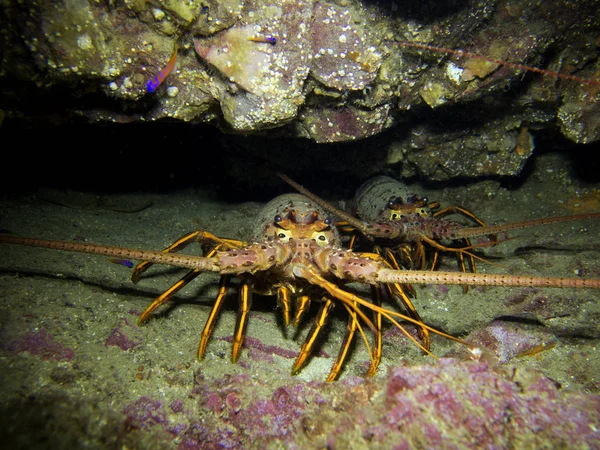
[
  {"xmin": 232, "ymin": 283, "xmax": 252, "ymax": 362},
  {"xmin": 137, "ymin": 269, "xmax": 203, "ymax": 325},
  {"xmin": 292, "ymin": 298, "xmax": 334, "ymax": 375},
  {"xmin": 326, "ymin": 304, "xmax": 358, "ymax": 382},
  {"xmin": 132, "ymin": 230, "xmax": 246, "ymax": 283},
  {"xmin": 198, "ymin": 275, "xmax": 231, "ymax": 359}
]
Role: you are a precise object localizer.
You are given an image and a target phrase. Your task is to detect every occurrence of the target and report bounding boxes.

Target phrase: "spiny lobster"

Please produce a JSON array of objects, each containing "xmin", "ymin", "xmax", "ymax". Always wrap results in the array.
[{"xmin": 1, "ymin": 193, "xmax": 599, "ymax": 381}]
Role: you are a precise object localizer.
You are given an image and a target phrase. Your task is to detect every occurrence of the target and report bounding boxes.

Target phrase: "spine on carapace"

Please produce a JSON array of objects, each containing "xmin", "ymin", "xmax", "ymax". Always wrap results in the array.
[{"xmin": 217, "ymin": 242, "xmax": 290, "ymax": 274}]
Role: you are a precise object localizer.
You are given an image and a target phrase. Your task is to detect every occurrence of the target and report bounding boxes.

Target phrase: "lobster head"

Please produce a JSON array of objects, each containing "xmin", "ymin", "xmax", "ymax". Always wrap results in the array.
[{"xmin": 251, "ymin": 194, "xmax": 341, "ymax": 248}]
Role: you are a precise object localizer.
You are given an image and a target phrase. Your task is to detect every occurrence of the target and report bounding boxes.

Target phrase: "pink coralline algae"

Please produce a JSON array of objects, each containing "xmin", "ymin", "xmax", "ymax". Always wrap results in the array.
[
  {"xmin": 122, "ymin": 397, "xmax": 185, "ymax": 436},
  {"xmin": 223, "ymin": 384, "xmax": 321, "ymax": 440},
  {"xmin": 220, "ymin": 335, "xmax": 298, "ymax": 360},
  {"xmin": 357, "ymin": 361, "xmax": 600, "ymax": 448},
  {"xmin": 117, "ymin": 360, "xmax": 600, "ymax": 448},
  {"xmin": 104, "ymin": 323, "xmax": 141, "ymax": 350},
  {"xmin": 298, "ymin": 104, "xmax": 391, "ymax": 142},
  {"xmin": 2, "ymin": 327, "xmax": 75, "ymax": 361}
]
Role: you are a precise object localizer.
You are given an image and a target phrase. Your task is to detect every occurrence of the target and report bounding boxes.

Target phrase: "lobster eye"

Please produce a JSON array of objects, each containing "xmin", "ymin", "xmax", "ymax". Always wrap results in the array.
[
  {"xmin": 274, "ymin": 214, "xmax": 282, "ymax": 223},
  {"xmin": 324, "ymin": 217, "xmax": 332, "ymax": 225},
  {"xmin": 388, "ymin": 196, "xmax": 403, "ymax": 208}
]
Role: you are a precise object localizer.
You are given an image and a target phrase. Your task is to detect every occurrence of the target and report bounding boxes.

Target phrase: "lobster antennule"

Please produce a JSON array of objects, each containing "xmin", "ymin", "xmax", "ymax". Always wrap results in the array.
[
  {"xmin": 0, "ymin": 235, "xmax": 220, "ymax": 272},
  {"xmin": 377, "ymin": 269, "xmax": 600, "ymax": 289},
  {"xmin": 452, "ymin": 212, "xmax": 600, "ymax": 239}
]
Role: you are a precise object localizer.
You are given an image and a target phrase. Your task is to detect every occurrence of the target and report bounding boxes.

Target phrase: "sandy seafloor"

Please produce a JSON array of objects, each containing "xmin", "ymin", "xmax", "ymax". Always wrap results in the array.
[{"xmin": 0, "ymin": 151, "xmax": 599, "ymax": 449}]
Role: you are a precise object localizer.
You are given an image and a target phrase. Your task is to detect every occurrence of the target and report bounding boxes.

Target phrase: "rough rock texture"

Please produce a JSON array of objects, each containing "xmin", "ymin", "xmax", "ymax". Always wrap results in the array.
[{"xmin": 1, "ymin": 0, "xmax": 599, "ymax": 180}]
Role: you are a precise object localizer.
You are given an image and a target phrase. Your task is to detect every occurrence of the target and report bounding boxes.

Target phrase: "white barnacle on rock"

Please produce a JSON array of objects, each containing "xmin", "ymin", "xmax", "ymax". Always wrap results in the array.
[
  {"xmin": 152, "ymin": 8, "xmax": 165, "ymax": 21},
  {"xmin": 446, "ymin": 62, "xmax": 464, "ymax": 85},
  {"xmin": 76, "ymin": 34, "xmax": 92, "ymax": 51}
]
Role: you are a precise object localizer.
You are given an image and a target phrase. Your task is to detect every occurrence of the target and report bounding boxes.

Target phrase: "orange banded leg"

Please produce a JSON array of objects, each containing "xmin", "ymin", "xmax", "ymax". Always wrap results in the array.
[
  {"xmin": 198, "ymin": 275, "xmax": 231, "ymax": 359},
  {"xmin": 277, "ymin": 286, "xmax": 292, "ymax": 326},
  {"xmin": 462, "ymin": 238, "xmax": 476, "ymax": 274},
  {"xmin": 379, "ymin": 248, "xmax": 430, "ymax": 351},
  {"xmin": 293, "ymin": 295, "xmax": 311, "ymax": 326},
  {"xmin": 131, "ymin": 230, "xmax": 246, "ymax": 283},
  {"xmin": 388, "ymin": 282, "xmax": 431, "ymax": 352},
  {"xmin": 366, "ymin": 285, "xmax": 383, "ymax": 377},
  {"xmin": 232, "ymin": 283, "xmax": 252, "ymax": 362},
  {"xmin": 454, "ymin": 238, "xmax": 476, "ymax": 292},
  {"xmin": 419, "ymin": 235, "xmax": 495, "ymax": 292},
  {"xmin": 292, "ymin": 298, "xmax": 334, "ymax": 375},
  {"xmin": 326, "ymin": 306, "xmax": 358, "ymax": 382},
  {"xmin": 137, "ymin": 269, "xmax": 202, "ymax": 325},
  {"xmin": 433, "ymin": 205, "xmax": 497, "ymax": 244},
  {"xmin": 433, "ymin": 205, "xmax": 486, "ymax": 227},
  {"xmin": 352, "ymin": 252, "xmax": 428, "ymax": 350},
  {"xmin": 382, "ymin": 246, "xmax": 416, "ymax": 296}
]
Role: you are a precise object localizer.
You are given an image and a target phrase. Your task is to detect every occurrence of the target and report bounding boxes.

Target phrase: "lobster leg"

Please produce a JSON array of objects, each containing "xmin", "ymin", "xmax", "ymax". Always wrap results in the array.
[
  {"xmin": 366, "ymin": 285, "xmax": 383, "ymax": 377},
  {"xmin": 293, "ymin": 295, "xmax": 311, "ymax": 326},
  {"xmin": 276, "ymin": 286, "xmax": 292, "ymax": 326},
  {"xmin": 198, "ymin": 275, "xmax": 231, "ymax": 359},
  {"xmin": 433, "ymin": 205, "xmax": 488, "ymax": 228},
  {"xmin": 132, "ymin": 230, "xmax": 246, "ymax": 283},
  {"xmin": 326, "ymin": 303, "xmax": 359, "ymax": 382},
  {"xmin": 232, "ymin": 283, "xmax": 252, "ymax": 362},
  {"xmin": 292, "ymin": 298, "xmax": 334, "ymax": 375},
  {"xmin": 371, "ymin": 248, "xmax": 430, "ymax": 351},
  {"xmin": 296, "ymin": 266, "xmax": 454, "ymax": 356},
  {"xmin": 137, "ymin": 269, "xmax": 203, "ymax": 325}
]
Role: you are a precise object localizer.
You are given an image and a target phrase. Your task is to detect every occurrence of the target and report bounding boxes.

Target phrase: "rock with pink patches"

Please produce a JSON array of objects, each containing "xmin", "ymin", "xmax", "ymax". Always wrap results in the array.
[
  {"xmin": 177, "ymin": 359, "xmax": 600, "ymax": 448},
  {"xmin": 298, "ymin": 104, "xmax": 391, "ymax": 142}
]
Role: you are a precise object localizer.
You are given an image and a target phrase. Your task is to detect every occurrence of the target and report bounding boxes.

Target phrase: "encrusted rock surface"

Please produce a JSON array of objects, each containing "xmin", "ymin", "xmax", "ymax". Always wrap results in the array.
[{"xmin": 1, "ymin": 0, "xmax": 598, "ymax": 180}]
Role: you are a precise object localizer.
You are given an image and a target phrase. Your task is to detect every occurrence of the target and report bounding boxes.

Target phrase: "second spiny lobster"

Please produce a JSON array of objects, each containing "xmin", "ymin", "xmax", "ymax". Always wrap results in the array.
[{"xmin": 280, "ymin": 173, "xmax": 600, "ymax": 276}]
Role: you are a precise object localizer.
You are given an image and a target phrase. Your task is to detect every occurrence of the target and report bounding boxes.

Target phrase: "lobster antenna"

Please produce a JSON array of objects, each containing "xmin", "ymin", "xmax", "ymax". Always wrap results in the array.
[
  {"xmin": 453, "ymin": 212, "xmax": 600, "ymax": 239},
  {"xmin": 390, "ymin": 40, "xmax": 600, "ymax": 87}
]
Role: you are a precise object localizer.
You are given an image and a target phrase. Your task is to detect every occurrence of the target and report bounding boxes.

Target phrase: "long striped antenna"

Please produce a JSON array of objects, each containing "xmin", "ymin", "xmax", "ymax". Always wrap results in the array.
[{"xmin": 390, "ymin": 40, "xmax": 600, "ymax": 88}]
